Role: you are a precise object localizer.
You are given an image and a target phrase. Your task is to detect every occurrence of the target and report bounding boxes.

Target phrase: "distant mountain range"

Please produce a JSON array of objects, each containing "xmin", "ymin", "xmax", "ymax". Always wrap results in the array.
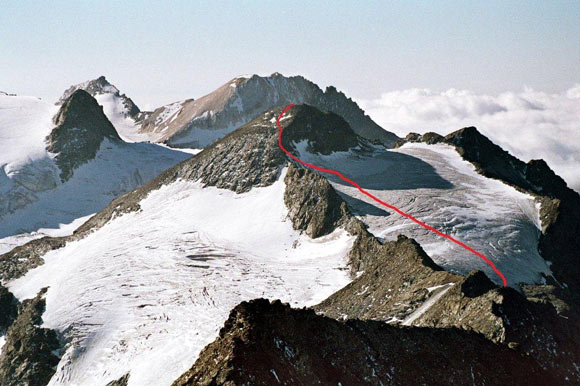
[
  {"xmin": 64, "ymin": 73, "xmax": 399, "ymax": 148},
  {"xmin": 0, "ymin": 74, "xmax": 578, "ymax": 386}
]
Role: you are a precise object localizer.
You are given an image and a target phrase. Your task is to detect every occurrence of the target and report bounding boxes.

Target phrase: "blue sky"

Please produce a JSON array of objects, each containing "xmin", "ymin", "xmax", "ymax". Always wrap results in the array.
[{"xmin": 1, "ymin": 1, "xmax": 578, "ymax": 107}]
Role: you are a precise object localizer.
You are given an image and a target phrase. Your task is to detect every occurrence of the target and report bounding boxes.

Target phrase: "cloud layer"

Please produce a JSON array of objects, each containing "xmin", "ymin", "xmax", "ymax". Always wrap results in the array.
[{"xmin": 359, "ymin": 85, "xmax": 580, "ymax": 192}]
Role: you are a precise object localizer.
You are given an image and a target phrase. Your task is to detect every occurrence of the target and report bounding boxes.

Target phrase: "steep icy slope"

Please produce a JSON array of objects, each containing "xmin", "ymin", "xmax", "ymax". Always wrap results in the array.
[
  {"xmin": 140, "ymin": 72, "xmax": 399, "ymax": 148},
  {"xmin": 0, "ymin": 91, "xmax": 189, "ymax": 244},
  {"xmin": 58, "ymin": 76, "xmax": 149, "ymax": 142}
]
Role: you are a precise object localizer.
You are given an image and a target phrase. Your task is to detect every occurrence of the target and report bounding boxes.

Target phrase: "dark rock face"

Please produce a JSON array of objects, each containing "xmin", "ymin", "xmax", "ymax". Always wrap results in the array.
[
  {"xmin": 173, "ymin": 299, "xmax": 558, "ymax": 386},
  {"xmin": 0, "ymin": 288, "xmax": 61, "ymax": 386},
  {"xmin": 0, "ymin": 284, "xmax": 18, "ymax": 332},
  {"xmin": 106, "ymin": 373, "xmax": 130, "ymax": 386},
  {"xmin": 460, "ymin": 270, "xmax": 496, "ymax": 298},
  {"xmin": 280, "ymin": 104, "xmax": 360, "ymax": 155},
  {"xmin": 284, "ymin": 164, "xmax": 351, "ymax": 238},
  {"xmin": 46, "ymin": 89, "xmax": 121, "ymax": 181}
]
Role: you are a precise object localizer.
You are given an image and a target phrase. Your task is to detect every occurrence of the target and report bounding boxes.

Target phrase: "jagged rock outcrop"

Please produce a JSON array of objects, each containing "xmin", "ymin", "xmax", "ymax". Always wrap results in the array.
[
  {"xmin": 317, "ymin": 232, "xmax": 580, "ymax": 382},
  {"xmin": 412, "ymin": 277, "xmax": 580, "ymax": 381},
  {"xmin": 0, "ymin": 284, "xmax": 18, "ymax": 332},
  {"xmin": 317, "ymin": 235, "xmax": 461, "ymax": 322},
  {"xmin": 140, "ymin": 73, "xmax": 399, "ymax": 148},
  {"xmin": 46, "ymin": 89, "xmax": 121, "ymax": 181},
  {"xmin": 106, "ymin": 373, "xmax": 130, "ymax": 386},
  {"xmin": 0, "ymin": 288, "xmax": 60, "ymax": 386},
  {"xmin": 284, "ymin": 164, "xmax": 352, "ymax": 238},
  {"xmin": 173, "ymin": 298, "xmax": 559, "ymax": 386}
]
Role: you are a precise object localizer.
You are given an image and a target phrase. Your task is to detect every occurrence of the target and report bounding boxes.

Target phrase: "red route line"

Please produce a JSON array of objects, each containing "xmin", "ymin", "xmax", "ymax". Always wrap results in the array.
[{"xmin": 276, "ymin": 103, "xmax": 508, "ymax": 287}]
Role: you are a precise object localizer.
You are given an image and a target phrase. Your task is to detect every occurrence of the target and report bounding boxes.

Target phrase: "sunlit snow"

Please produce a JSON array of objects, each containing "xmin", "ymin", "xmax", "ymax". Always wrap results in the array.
[{"xmin": 8, "ymin": 169, "xmax": 354, "ymax": 386}]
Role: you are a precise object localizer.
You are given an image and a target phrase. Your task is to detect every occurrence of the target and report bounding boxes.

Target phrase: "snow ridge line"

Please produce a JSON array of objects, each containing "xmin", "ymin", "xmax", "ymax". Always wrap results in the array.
[{"xmin": 276, "ymin": 103, "xmax": 508, "ymax": 287}]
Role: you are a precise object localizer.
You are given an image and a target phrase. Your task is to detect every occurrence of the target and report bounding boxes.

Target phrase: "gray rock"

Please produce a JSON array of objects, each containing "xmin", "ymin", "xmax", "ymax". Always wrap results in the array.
[{"xmin": 0, "ymin": 288, "xmax": 61, "ymax": 386}]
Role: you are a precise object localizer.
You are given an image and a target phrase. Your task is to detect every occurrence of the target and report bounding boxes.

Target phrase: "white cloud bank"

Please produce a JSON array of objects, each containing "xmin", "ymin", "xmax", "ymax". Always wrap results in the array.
[{"xmin": 359, "ymin": 85, "xmax": 580, "ymax": 192}]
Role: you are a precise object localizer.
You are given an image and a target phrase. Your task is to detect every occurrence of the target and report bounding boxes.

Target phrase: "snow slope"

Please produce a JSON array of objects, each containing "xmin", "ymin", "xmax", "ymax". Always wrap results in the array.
[
  {"xmin": 7, "ymin": 169, "xmax": 354, "ymax": 386},
  {"xmin": 0, "ymin": 138, "xmax": 190, "ymax": 239},
  {"xmin": 0, "ymin": 95, "xmax": 190, "ymax": 243},
  {"xmin": 0, "ymin": 95, "xmax": 61, "ymax": 217},
  {"xmin": 93, "ymin": 93, "xmax": 150, "ymax": 142},
  {"xmin": 294, "ymin": 141, "xmax": 550, "ymax": 287}
]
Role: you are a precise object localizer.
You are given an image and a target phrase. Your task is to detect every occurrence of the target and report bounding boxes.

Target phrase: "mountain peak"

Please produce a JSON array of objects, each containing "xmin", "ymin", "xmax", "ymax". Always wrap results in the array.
[
  {"xmin": 141, "ymin": 73, "xmax": 398, "ymax": 148},
  {"xmin": 47, "ymin": 90, "xmax": 121, "ymax": 181},
  {"xmin": 57, "ymin": 76, "xmax": 141, "ymax": 126},
  {"xmin": 280, "ymin": 104, "xmax": 360, "ymax": 155}
]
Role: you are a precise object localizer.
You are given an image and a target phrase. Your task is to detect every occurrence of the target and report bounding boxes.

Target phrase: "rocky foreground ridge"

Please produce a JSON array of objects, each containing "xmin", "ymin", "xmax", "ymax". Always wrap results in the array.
[{"xmin": 173, "ymin": 298, "xmax": 561, "ymax": 386}]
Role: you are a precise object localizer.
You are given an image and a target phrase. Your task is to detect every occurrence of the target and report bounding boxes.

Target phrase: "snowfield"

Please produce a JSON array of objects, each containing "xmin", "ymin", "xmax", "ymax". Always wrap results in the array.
[
  {"xmin": 0, "ymin": 138, "xmax": 190, "ymax": 241},
  {"xmin": 7, "ymin": 169, "xmax": 354, "ymax": 386},
  {"xmin": 294, "ymin": 141, "xmax": 550, "ymax": 287},
  {"xmin": 0, "ymin": 95, "xmax": 58, "ymax": 166}
]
